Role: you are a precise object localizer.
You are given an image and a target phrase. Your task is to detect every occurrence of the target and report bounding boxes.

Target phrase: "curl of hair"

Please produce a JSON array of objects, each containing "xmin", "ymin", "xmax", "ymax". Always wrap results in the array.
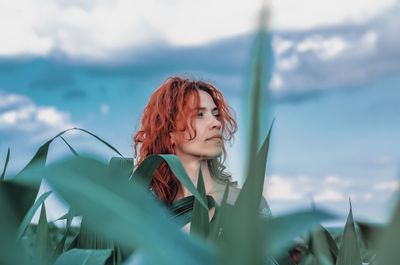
[{"xmin": 133, "ymin": 76, "xmax": 238, "ymax": 204}]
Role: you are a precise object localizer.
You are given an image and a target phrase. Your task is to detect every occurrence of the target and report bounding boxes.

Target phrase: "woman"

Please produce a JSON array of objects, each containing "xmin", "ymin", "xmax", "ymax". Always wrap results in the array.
[
  {"xmin": 133, "ymin": 76, "xmax": 241, "ymax": 210},
  {"xmin": 133, "ymin": 75, "xmax": 272, "ymax": 228}
]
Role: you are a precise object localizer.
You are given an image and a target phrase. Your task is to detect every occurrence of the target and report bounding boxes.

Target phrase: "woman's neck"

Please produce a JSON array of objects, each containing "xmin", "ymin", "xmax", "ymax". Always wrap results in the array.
[{"xmin": 174, "ymin": 155, "xmax": 215, "ymax": 199}]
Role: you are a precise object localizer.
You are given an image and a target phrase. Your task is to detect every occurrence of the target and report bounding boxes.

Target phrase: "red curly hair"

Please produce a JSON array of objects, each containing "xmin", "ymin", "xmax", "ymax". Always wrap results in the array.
[{"xmin": 133, "ymin": 76, "xmax": 237, "ymax": 204}]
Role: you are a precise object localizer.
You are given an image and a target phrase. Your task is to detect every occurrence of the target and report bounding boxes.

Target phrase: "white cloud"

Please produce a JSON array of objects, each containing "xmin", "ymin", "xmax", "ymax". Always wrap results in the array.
[
  {"xmin": 0, "ymin": 91, "xmax": 31, "ymax": 108},
  {"xmin": 0, "ymin": 90, "xmax": 76, "ymax": 140},
  {"xmin": 270, "ymin": 0, "xmax": 397, "ymax": 30},
  {"xmin": 0, "ymin": 0, "xmax": 262, "ymax": 59},
  {"xmin": 296, "ymin": 175, "xmax": 310, "ymax": 183},
  {"xmin": 361, "ymin": 31, "xmax": 378, "ymax": 49},
  {"xmin": 325, "ymin": 175, "xmax": 352, "ymax": 187},
  {"xmin": 296, "ymin": 35, "xmax": 350, "ymax": 60},
  {"xmin": 264, "ymin": 175, "xmax": 304, "ymax": 200},
  {"xmin": 0, "ymin": 0, "xmax": 397, "ymax": 59},
  {"xmin": 272, "ymin": 37, "xmax": 294, "ymax": 56},
  {"xmin": 276, "ymin": 54, "xmax": 299, "ymax": 71},
  {"xmin": 315, "ymin": 188, "xmax": 343, "ymax": 202},
  {"xmin": 374, "ymin": 181, "xmax": 399, "ymax": 192},
  {"xmin": 325, "ymin": 175, "xmax": 340, "ymax": 184},
  {"xmin": 363, "ymin": 193, "xmax": 373, "ymax": 201},
  {"xmin": 270, "ymin": 3, "xmax": 400, "ymax": 95},
  {"xmin": 270, "ymin": 73, "xmax": 283, "ymax": 91}
]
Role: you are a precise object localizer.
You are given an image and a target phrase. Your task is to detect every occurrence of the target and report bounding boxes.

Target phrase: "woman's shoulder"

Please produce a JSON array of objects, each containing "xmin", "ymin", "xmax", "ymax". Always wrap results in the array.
[
  {"xmin": 211, "ymin": 180, "xmax": 241, "ymax": 206},
  {"xmin": 211, "ymin": 180, "xmax": 272, "ymax": 217}
]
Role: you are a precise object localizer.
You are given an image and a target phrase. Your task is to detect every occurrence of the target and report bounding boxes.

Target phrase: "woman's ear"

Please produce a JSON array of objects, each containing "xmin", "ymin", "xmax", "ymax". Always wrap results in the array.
[{"xmin": 169, "ymin": 132, "xmax": 175, "ymax": 146}]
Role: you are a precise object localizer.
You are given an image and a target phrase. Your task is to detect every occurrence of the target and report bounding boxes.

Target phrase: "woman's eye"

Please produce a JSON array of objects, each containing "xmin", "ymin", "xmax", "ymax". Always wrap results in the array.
[
  {"xmin": 197, "ymin": 112, "xmax": 204, "ymax": 117},
  {"xmin": 213, "ymin": 113, "xmax": 220, "ymax": 118}
]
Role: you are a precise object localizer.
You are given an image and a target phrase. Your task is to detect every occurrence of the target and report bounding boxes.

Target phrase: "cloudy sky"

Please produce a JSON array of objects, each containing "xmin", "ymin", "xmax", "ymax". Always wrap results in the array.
[{"xmin": 0, "ymin": 0, "xmax": 399, "ymax": 226}]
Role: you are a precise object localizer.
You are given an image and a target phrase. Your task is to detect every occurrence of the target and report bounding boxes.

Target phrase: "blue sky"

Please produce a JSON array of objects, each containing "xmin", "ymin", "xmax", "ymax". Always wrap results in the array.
[{"xmin": 0, "ymin": 0, "xmax": 399, "ymax": 226}]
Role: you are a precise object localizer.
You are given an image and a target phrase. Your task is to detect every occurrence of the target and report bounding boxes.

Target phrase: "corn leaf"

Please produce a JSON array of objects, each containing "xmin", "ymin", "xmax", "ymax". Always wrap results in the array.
[
  {"xmin": 77, "ymin": 218, "xmax": 122, "ymax": 265},
  {"xmin": 263, "ymin": 209, "xmax": 335, "ymax": 257},
  {"xmin": 376, "ymin": 193, "xmax": 400, "ymax": 265},
  {"xmin": 16, "ymin": 190, "xmax": 52, "ymax": 242},
  {"xmin": 60, "ymin": 136, "xmax": 80, "ymax": 157},
  {"xmin": 219, "ymin": 123, "xmax": 273, "ymax": 265},
  {"xmin": 109, "ymin": 157, "xmax": 134, "ymax": 179},
  {"xmin": 336, "ymin": 202, "xmax": 362, "ymax": 265},
  {"xmin": 51, "ymin": 209, "xmax": 76, "ymax": 262},
  {"xmin": 37, "ymin": 156, "xmax": 213, "ymax": 265},
  {"xmin": 310, "ymin": 226, "xmax": 335, "ymax": 265},
  {"xmin": 168, "ymin": 195, "xmax": 215, "ymax": 227},
  {"xmin": 218, "ymin": 5, "xmax": 272, "ymax": 262},
  {"xmin": 356, "ymin": 221, "xmax": 384, "ymax": 251},
  {"xmin": 68, "ymin": 127, "xmax": 124, "ymax": 158},
  {"xmin": 131, "ymin": 154, "xmax": 208, "ymax": 209},
  {"xmin": 209, "ymin": 182, "xmax": 230, "ymax": 241},
  {"xmin": 0, "ymin": 180, "xmax": 40, "ymax": 225},
  {"xmin": 0, "ymin": 147, "xmax": 10, "ymax": 181},
  {"xmin": 320, "ymin": 225, "xmax": 339, "ymax": 261},
  {"xmin": 53, "ymin": 249, "xmax": 112, "ymax": 265},
  {"xmin": 36, "ymin": 202, "xmax": 51, "ymax": 264},
  {"xmin": 0, "ymin": 189, "xmax": 32, "ymax": 265},
  {"xmin": 190, "ymin": 160, "xmax": 210, "ymax": 237}
]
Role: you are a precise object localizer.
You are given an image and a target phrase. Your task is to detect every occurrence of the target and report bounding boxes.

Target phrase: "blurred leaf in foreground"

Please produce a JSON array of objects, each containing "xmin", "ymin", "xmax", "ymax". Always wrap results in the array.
[
  {"xmin": 53, "ymin": 249, "xmax": 112, "ymax": 265},
  {"xmin": 190, "ymin": 160, "xmax": 210, "ymax": 237},
  {"xmin": 376, "ymin": 193, "xmax": 400, "ymax": 265},
  {"xmin": 263, "ymin": 209, "xmax": 336, "ymax": 258},
  {"xmin": 336, "ymin": 201, "xmax": 362, "ymax": 265},
  {"xmin": 0, "ymin": 147, "xmax": 10, "ymax": 181},
  {"xmin": 36, "ymin": 156, "xmax": 213, "ymax": 265}
]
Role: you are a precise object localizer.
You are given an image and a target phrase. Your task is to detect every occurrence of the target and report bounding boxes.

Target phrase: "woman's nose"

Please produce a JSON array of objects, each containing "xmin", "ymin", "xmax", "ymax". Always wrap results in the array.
[{"xmin": 210, "ymin": 115, "xmax": 222, "ymax": 130}]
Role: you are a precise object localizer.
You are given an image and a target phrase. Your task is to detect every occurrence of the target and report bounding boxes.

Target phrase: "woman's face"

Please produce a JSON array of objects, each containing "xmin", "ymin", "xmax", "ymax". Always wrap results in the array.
[{"xmin": 170, "ymin": 90, "xmax": 223, "ymax": 160}]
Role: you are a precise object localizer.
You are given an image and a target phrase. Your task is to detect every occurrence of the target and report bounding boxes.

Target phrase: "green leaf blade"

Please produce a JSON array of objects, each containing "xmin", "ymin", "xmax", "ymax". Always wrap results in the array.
[
  {"xmin": 53, "ymin": 249, "xmax": 112, "ymax": 265},
  {"xmin": 0, "ymin": 147, "xmax": 10, "ymax": 181},
  {"xmin": 336, "ymin": 203, "xmax": 362, "ymax": 265},
  {"xmin": 190, "ymin": 161, "xmax": 210, "ymax": 237},
  {"xmin": 16, "ymin": 190, "xmax": 52, "ymax": 242}
]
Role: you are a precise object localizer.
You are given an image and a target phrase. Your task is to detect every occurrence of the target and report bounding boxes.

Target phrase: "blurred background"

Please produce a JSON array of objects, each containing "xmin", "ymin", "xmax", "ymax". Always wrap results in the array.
[{"xmin": 0, "ymin": 0, "xmax": 399, "ymax": 226}]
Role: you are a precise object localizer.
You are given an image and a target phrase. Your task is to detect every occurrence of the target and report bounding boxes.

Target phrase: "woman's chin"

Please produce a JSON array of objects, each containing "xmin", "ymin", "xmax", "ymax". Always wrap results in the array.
[{"xmin": 202, "ymin": 150, "xmax": 222, "ymax": 159}]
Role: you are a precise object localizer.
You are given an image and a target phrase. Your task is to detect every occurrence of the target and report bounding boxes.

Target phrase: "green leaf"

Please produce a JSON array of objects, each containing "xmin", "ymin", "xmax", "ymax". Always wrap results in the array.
[
  {"xmin": 310, "ymin": 226, "xmax": 335, "ymax": 265},
  {"xmin": 68, "ymin": 127, "xmax": 124, "ymax": 158},
  {"xmin": 14, "ymin": 139, "xmax": 51, "ymax": 187},
  {"xmin": 131, "ymin": 154, "xmax": 208, "ymax": 209},
  {"xmin": 0, "ymin": 180, "xmax": 40, "ymax": 225},
  {"xmin": 336, "ymin": 201, "xmax": 362, "ymax": 265},
  {"xmin": 36, "ymin": 202, "xmax": 51, "ymax": 263},
  {"xmin": 321, "ymin": 226, "xmax": 339, "ymax": 260},
  {"xmin": 376, "ymin": 193, "xmax": 400, "ymax": 265},
  {"xmin": 109, "ymin": 157, "xmax": 134, "ymax": 180},
  {"xmin": 60, "ymin": 136, "xmax": 80, "ymax": 157},
  {"xmin": 356, "ymin": 221, "xmax": 384, "ymax": 251},
  {"xmin": 0, "ymin": 147, "xmax": 10, "ymax": 181},
  {"xmin": 217, "ymin": 6, "xmax": 273, "ymax": 260},
  {"xmin": 168, "ymin": 195, "xmax": 215, "ymax": 227},
  {"xmin": 11, "ymin": 127, "xmax": 125, "ymax": 226},
  {"xmin": 262, "ymin": 209, "xmax": 335, "ymax": 257},
  {"xmin": 219, "ymin": 123, "xmax": 273, "ymax": 265},
  {"xmin": 16, "ymin": 190, "xmax": 52, "ymax": 242},
  {"xmin": 209, "ymin": 181, "xmax": 230, "ymax": 241},
  {"xmin": 53, "ymin": 249, "xmax": 112, "ymax": 265},
  {"xmin": 0, "ymin": 188, "xmax": 32, "ymax": 265},
  {"xmin": 51, "ymin": 209, "xmax": 76, "ymax": 262},
  {"xmin": 38, "ymin": 156, "xmax": 213, "ymax": 265},
  {"xmin": 76, "ymin": 217, "xmax": 122, "ymax": 265},
  {"xmin": 11, "ymin": 139, "xmax": 52, "ymax": 221},
  {"xmin": 190, "ymin": 160, "xmax": 210, "ymax": 237}
]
